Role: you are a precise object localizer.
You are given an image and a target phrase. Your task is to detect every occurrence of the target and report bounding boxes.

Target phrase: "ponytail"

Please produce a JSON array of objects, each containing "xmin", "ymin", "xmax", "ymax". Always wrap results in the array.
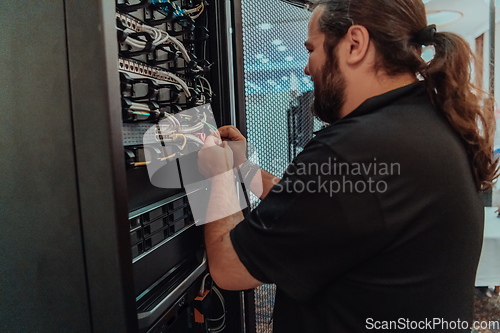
[
  {"xmin": 314, "ymin": 0, "xmax": 499, "ymax": 191},
  {"xmin": 422, "ymin": 32, "xmax": 499, "ymax": 190}
]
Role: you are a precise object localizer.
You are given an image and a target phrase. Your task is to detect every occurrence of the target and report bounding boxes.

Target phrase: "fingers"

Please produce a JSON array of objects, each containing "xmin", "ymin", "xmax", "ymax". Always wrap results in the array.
[
  {"xmin": 218, "ymin": 125, "xmax": 246, "ymax": 141},
  {"xmin": 203, "ymin": 135, "xmax": 221, "ymax": 149}
]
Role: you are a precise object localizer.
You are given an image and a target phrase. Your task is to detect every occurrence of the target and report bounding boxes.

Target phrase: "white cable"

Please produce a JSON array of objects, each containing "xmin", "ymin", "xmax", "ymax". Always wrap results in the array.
[
  {"xmin": 181, "ymin": 123, "xmax": 204, "ymax": 134},
  {"xmin": 123, "ymin": 27, "xmax": 136, "ymax": 34},
  {"xmin": 163, "ymin": 113, "xmax": 181, "ymax": 130},
  {"xmin": 162, "ymin": 72, "xmax": 191, "ymax": 97},
  {"xmin": 208, "ymin": 286, "xmax": 226, "ymax": 332},
  {"xmin": 167, "ymin": 35, "xmax": 191, "ymax": 62},
  {"xmin": 143, "ymin": 26, "xmax": 169, "ymax": 46},
  {"xmin": 130, "ymin": 105, "xmax": 151, "ymax": 112},
  {"xmin": 192, "ymin": 65, "xmax": 204, "ymax": 73},
  {"xmin": 153, "ymin": 29, "xmax": 170, "ymax": 45},
  {"xmin": 184, "ymin": 6, "xmax": 200, "ymax": 14},
  {"xmin": 144, "ymin": 25, "xmax": 192, "ymax": 63},
  {"xmin": 159, "ymin": 114, "xmax": 180, "ymax": 135},
  {"xmin": 123, "ymin": 28, "xmax": 148, "ymax": 48},
  {"xmin": 156, "ymin": 32, "xmax": 169, "ymax": 45},
  {"xmin": 119, "ymin": 18, "xmax": 195, "ymax": 66},
  {"xmin": 130, "ymin": 102, "xmax": 152, "ymax": 111},
  {"xmin": 190, "ymin": 10, "xmax": 204, "ymax": 20},
  {"xmin": 131, "ymin": 103, "xmax": 150, "ymax": 110},
  {"xmin": 185, "ymin": 133, "xmax": 205, "ymax": 146},
  {"xmin": 189, "ymin": 4, "xmax": 204, "ymax": 19},
  {"xmin": 124, "ymin": 37, "xmax": 147, "ymax": 49},
  {"xmin": 199, "ymin": 273, "xmax": 210, "ymax": 295},
  {"xmin": 199, "ymin": 76, "xmax": 213, "ymax": 95}
]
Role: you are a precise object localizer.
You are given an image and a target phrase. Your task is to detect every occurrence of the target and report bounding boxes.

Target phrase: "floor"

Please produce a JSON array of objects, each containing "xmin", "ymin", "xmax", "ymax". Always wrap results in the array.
[
  {"xmin": 254, "ymin": 286, "xmax": 500, "ymax": 333},
  {"xmin": 473, "ymin": 287, "xmax": 500, "ymax": 333}
]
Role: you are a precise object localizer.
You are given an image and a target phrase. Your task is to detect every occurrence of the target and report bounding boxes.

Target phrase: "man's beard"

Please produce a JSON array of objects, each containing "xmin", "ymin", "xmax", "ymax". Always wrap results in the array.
[{"xmin": 312, "ymin": 54, "xmax": 347, "ymax": 124}]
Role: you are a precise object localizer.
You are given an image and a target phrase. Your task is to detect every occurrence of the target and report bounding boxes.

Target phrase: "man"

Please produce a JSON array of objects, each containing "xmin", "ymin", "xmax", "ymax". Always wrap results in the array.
[{"xmin": 198, "ymin": 0, "xmax": 497, "ymax": 331}]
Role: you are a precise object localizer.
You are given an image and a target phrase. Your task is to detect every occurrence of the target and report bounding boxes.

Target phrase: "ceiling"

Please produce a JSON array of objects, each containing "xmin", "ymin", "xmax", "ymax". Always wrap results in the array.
[
  {"xmin": 425, "ymin": 0, "xmax": 498, "ymax": 40},
  {"xmin": 240, "ymin": 0, "xmax": 499, "ymax": 94}
]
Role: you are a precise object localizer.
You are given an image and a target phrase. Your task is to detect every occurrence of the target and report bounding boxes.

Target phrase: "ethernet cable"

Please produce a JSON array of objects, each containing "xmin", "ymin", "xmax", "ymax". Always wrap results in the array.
[
  {"xmin": 207, "ymin": 286, "xmax": 226, "ymax": 333},
  {"xmin": 184, "ymin": 2, "xmax": 204, "ymax": 19},
  {"xmin": 117, "ymin": 14, "xmax": 204, "ymax": 73},
  {"xmin": 161, "ymin": 71, "xmax": 191, "ymax": 97},
  {"xmin": 151, "ymin": 0, "xmax": 205, "ymax": 19},
  {"xmin": 123, "ymin": 100, "xmax": 161, "ymax": 122},
  {"xmin": 199, "ymin": 76, "xmax": 213, "ymax": 95},
  {"xmin": 184, "ymin": 134, "xmax": 204, "ymax": 146}
]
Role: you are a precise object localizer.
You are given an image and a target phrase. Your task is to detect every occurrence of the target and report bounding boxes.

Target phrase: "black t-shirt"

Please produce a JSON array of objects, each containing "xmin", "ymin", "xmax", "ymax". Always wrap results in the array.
[{"xmin": 230, "ymin": 82, "xmax": 484, "ymax": 332}]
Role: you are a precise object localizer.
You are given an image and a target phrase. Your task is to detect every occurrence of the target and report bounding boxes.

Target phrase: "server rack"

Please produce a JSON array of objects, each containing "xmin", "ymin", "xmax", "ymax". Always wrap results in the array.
[{"xmin": 0, "ymin": 1, "xmax": 251, "ymax": 332}]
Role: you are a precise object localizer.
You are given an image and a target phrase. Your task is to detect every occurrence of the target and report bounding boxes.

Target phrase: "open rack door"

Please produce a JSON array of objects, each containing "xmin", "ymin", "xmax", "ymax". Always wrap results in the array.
[{"xmin": 231, "ymin": 1, "xmax": 323, "ymax": 332}]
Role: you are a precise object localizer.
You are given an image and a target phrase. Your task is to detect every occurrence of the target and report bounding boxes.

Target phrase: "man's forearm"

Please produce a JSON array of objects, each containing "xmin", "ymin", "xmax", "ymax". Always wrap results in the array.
[
  {"xmin": 205, "ymin": 171, "xmax": 243, "ymax": 225},
  {"xmin": 204, "ymin": 171, "xmax": 245, "ymax": 284},
  {"xmin": 248, "ymin": 168, "xmax": 281, "ymax": 200}
]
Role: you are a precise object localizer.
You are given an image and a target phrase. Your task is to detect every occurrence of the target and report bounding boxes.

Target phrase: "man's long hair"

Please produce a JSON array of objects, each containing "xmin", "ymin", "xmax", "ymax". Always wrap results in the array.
[{"xmin": 313, "ymin": 0, "xmax": 499, "ymax": 191}]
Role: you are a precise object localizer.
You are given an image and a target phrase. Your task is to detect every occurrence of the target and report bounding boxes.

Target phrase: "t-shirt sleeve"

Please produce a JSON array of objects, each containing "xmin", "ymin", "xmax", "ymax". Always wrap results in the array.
[{"xmin": 230, "ymin": 141, "xmax": 388, "ymax": 301}]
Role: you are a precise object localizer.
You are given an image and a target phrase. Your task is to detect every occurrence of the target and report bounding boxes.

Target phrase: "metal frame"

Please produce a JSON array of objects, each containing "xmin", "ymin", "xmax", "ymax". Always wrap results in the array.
[
  {"xmin": 64, "ymin": 0, "xmax": 137, "ymax": 331},
  {"xmin": 232, "ymin": 0, "xmax": 248, "ymax": 138},
  {"xmin": 0, "ymin": 1, "xmax": 92, "ymax": 331},
  {"xmin": 208, "ymin": 0, "xmax": 235, "ymax": 128}
]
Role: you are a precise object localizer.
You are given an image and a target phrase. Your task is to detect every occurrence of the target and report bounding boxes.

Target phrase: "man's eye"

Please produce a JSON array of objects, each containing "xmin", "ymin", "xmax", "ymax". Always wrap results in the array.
[{"xmin": 307, "ymin": 49, "xmax": 312, "ymax": 54}]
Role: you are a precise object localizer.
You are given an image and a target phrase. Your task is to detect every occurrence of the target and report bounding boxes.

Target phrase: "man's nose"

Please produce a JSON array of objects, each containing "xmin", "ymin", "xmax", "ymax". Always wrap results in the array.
[{"xmin": 304, "ymin": 63, "xmax": 310, "ymax": 76}]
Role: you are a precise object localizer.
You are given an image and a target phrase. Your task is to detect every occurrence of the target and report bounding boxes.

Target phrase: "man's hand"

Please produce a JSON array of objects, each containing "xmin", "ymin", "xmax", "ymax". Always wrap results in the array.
[
  {"xmin": 219, "ymin": 125, "xmax": 247, "ymax": 167},
  {"xmin": 198, "ymin": 135, "xmax": 234, "ymax": 179},
  {"xmin": 217, "ymin": 125, "xmax": 280, "ymax": 200},
  {"xmin": 219, "ymin": 125, "xmax": 246, "ymax": 142}
]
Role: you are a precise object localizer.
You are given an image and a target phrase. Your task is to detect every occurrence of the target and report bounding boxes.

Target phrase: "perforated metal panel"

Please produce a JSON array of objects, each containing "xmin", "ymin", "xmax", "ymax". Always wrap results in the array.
[
  {"xmin": 239, "ymin": 1, "xmax": 320, "ymax": 332},
  {"xmin": 242, "ymin": 0, "xmax": 313, "ymax": 174}
]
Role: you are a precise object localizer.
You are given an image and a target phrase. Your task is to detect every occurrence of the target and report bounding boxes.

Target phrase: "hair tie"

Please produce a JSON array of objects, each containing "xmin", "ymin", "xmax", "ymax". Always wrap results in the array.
[{"xmin": 414, "ymin": 24, "xmax": 437, "ymax": 45}]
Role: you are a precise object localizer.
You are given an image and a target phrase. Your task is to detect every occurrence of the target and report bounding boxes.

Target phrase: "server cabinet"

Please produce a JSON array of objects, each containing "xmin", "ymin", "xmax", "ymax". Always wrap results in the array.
[{"xmin": 0, "ymin": 1, "xmax": 248, "ymax": 332}]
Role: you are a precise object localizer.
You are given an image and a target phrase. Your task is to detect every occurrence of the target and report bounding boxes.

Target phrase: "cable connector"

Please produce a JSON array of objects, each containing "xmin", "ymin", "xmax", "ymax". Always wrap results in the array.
[{"xmin": 194, "ymin": 289, "xmax": 211, "ymax": 323}]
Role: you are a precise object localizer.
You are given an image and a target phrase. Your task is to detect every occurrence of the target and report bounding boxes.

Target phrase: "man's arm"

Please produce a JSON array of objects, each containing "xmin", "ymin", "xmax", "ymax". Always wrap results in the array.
[
  {"xmin": 204, "ymin": 171, "xmax": 263, "ymax": 290},
  {"xmin": 198, "ymin": 136, "xmax": 264, "ymax": 290},
  {"xmin": 245, "ymin": 167, "xmax": 280, "ymax": 200}
]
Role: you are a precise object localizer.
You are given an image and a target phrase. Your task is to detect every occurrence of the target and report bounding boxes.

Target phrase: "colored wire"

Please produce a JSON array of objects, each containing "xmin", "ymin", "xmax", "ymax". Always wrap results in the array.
[
  {"xmin": 181, "ymin": 135, "xmax": 187, "ymax": 149},
  {"xmin": 134, "ymin": 161, "xmax": 151, "ymax": 166},
  {"xmin": 160, "ymin": 153, "xmax": 176, "ymax": 161},
  {"xmin": 132, "ymin": 111, "xmax": 151, "ymax": 116},
  {"xmin": 165, "ymin": 134, "xmax": 187, "ymax": 149},
  {"xmin": 202, "ymin": 120, "xmax": 218, "ymax": 132},
  {"xmin": 189, "ymin": 2, "xmax": 204, "ymax": 19}
]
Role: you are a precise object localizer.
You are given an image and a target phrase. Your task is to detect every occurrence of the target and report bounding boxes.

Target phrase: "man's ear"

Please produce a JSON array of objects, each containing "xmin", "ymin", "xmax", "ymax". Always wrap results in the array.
[{"xmin": 343, "ymin": 25, "xmax": 370, "ymax": 66}]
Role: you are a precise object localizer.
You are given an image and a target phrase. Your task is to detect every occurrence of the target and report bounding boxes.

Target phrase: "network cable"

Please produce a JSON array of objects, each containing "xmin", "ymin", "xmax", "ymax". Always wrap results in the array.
[
  {"xmin": 117, "ymin": 12, "xmax": 205, "ymax": 73},
  {"xmin": 151, "ymin": 0, "xmax": 205, "ymax": 19}
]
